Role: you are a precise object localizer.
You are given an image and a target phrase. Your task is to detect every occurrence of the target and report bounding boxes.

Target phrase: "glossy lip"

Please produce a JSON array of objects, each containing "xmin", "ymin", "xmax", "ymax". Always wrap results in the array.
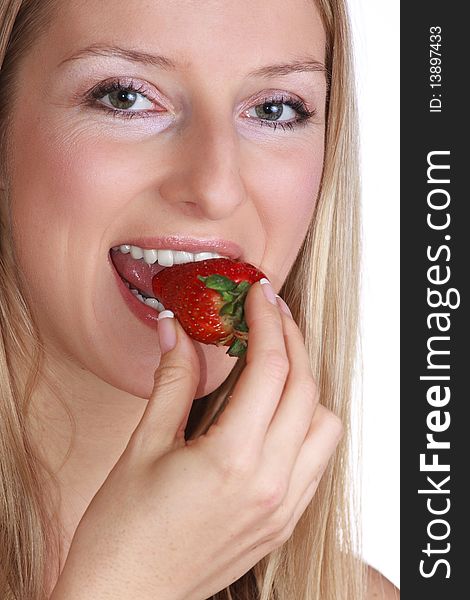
[
  {"xmin": 109, "ymin": 253, "xmax": 161, "ymax": 329},
  {"xmin": 108, "ymin": 236, "xmax": 244, "ymax": 330},
  {"xmin": 110, "ymin": 235, "xmax": 244, "ymax": 261}
]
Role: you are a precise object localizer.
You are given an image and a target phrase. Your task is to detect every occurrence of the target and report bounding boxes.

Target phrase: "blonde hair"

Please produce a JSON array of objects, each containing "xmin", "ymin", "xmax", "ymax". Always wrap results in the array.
[{"xmin": 0, "ymin": 0, "xmax": 365, "ymax": 598}]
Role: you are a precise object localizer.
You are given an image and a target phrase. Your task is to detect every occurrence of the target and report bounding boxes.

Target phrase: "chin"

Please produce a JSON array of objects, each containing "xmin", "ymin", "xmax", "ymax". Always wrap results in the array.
[
  {"xmin": 192, "ymin": 341, "xmax": 240, "ymax": 399},
  {"xmin": 111, "ymin": 339, "xmax": 239, "ymax": 401}
]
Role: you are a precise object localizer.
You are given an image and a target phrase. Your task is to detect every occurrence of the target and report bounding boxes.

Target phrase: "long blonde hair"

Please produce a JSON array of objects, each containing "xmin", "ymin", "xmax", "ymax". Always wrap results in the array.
[{"xmin": 0, "ymin": 0, "xmax": 365, "ymax": 598}]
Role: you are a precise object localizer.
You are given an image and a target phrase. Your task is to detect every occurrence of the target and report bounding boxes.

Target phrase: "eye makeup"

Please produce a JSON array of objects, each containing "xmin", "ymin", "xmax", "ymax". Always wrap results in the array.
[{"xmin": 80, "ymin": 76, "xmax": 318, "ymax": 132}]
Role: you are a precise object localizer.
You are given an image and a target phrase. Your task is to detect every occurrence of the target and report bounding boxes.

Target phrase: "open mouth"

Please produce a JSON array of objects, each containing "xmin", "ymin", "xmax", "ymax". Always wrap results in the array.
[{"xmin": 110, "ymin": 244, "xmax": 228, "ymax": 312}]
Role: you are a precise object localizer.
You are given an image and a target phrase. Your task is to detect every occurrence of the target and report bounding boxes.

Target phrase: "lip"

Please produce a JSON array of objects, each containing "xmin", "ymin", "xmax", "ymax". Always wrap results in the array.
[
  {"xmin": 109, "ymin": 254, "xmax": 161, "ymax": 329},
  {"xmin": 108, "ymin": 235, "xmax": 244, "ymax": 330},
  {"xmin": 110, "ymin": 235, "xmax": 244, "ymax": 260}
]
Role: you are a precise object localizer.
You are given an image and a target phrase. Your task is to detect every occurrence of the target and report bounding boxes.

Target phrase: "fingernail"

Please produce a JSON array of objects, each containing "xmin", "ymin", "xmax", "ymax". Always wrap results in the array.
[
  {"xmin": 157, "ymin": 310, "xmax": 177, "ymax": 354},
  {"xmin": 260, "ymin": 277, "xmax": 277, "ymax": 305},
  {"xmin": 275, "ymin": 295, "xmax": 293, "ymax": 318}
]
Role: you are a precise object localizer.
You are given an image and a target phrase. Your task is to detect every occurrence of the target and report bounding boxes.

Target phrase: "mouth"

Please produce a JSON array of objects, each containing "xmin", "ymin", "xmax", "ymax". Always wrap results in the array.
[{"xmin": 110, "ymin": 241, "xmax": 239, "ymax": 313}]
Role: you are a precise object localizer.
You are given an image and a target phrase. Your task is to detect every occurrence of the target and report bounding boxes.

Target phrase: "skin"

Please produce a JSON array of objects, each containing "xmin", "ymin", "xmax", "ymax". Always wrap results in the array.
[
  {"xmin": 2, "ymin": 0, "xmax": 398, "ymax": 597},
  {"xmin": 7, "ymin": 0, "xmax": 326, "ymax": 556},
  {"xmin": 7, "ymin": 0, "xmax": 326, "ymax": 402}
]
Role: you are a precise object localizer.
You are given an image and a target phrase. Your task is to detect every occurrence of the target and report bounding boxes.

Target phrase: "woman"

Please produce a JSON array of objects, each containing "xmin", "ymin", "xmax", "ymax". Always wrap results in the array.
[{"xmin": 0, "ymin": 0, "xmax": 398, "ymax": 598}]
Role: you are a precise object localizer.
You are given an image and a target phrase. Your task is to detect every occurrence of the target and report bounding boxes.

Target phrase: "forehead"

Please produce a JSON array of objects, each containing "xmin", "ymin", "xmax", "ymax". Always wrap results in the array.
[{"xmin": 41, "ymin": 0, "xmax": 325, "ymax": 76}]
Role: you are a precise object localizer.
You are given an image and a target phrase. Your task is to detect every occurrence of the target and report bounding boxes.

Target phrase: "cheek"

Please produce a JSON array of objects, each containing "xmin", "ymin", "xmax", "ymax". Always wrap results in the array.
[
  {"xmin": 7, "ymin": 118, "xmax": 147, "ymax": 366},
  {"xmin": 8, "ymin": 121, "xmax": 130, "ymax": 312},
  {"xmin": 8, "ymin": 114, "xmax": 154, "ymax": 284},
  {"xmin": 253, "ymin": 140, "xmax": 324, "ymax": 282},
  {"xmin": 16, "ymin": 133, "xmax": 142, "ymax": 226},
  {"xmin": 7, "ymin": 116, "xmax": 238, "ymax": 399}
]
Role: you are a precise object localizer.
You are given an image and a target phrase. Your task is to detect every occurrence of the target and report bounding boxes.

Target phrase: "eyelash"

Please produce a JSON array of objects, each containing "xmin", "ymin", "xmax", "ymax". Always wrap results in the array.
[{"xmin": 85, "ymin": 78, "xmax": 316, "ymax": 132}]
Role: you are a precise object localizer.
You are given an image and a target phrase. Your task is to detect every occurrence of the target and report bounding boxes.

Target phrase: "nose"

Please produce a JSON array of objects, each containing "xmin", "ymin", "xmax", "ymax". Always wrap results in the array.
[{"xmin": 158, "ymin": 109, "xmax": 247, "ymax": 221}]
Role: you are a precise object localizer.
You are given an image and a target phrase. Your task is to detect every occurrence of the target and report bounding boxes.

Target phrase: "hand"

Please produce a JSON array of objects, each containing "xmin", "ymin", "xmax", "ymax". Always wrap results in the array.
[{"xmin": 50, "ymin": 280, "xmax": 343, "ymax": 600}]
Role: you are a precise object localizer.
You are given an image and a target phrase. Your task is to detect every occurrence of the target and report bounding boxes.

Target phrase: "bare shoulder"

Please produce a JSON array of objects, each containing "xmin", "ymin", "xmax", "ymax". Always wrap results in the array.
[{"xmin": 366, "ymin": 566, "xmax": 400, "ymax": 599}]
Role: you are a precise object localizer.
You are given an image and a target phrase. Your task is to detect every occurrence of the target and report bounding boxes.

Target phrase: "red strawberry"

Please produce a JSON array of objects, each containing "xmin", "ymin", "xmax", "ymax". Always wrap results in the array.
[{"xmin": 152, "ymin": 258, "xmax": 266, "ymax": 357}]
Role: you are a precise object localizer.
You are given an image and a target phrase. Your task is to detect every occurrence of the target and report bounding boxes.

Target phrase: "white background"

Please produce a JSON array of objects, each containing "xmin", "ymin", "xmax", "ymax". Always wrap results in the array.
[{"xmin": 347, "ymin": 0, "xmax": 400, "ymax": 588}]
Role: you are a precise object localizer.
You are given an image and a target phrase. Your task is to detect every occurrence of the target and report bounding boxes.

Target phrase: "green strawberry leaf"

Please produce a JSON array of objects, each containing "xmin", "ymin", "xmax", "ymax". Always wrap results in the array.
[
  {"xmin": 198, "ymin": 274, "xmax": 237, "ymax": 292},
  {"xmin": 219, "ymin": 301, "xmax": 236, "ymax": 316},
  {"xmin": 227, "ymin": 338, "xmax": 247, "ymax": 357},
  {"xmin": 221, "ymin": 291, "xmax": 235, "ymax": 303},
  {"xmin": 234, "ymin": 281, "xmax": 250, "ymax": 294}
]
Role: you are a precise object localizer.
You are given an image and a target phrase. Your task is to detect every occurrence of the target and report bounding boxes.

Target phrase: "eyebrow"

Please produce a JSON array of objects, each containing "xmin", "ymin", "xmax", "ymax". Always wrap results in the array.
[{"xmin": 57, "ymin": 43, "xmax": 327, "ymax": 79}]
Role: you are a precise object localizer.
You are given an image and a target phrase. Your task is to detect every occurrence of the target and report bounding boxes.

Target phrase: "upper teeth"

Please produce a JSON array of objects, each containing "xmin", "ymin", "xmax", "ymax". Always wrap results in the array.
[{"xmin": 112, "ymin": 244, "xmax": 226, "ymax": 267}]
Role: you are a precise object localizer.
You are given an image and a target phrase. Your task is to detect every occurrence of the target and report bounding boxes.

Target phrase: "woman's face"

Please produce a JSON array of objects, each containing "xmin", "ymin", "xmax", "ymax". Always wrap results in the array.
[{"xmin": 5, "ymin": 0, "xmax": 327, "ymax": 399}]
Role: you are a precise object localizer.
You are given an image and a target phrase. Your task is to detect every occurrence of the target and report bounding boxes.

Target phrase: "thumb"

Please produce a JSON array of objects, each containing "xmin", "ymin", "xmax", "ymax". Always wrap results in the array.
[{"xmin": 131, "ymin": 310, "xmax": 201, "ymax": 457}]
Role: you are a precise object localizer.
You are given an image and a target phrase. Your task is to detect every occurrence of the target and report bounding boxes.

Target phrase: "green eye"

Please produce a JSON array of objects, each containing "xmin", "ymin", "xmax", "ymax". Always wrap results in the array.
[
  {"xmin": 253, "ymin": 101, "xmax": 292, "ymax": 121},
  {"xmin": 107, "ymin": 89, "xmax": 139, "ymax": 110},
  {"xmin": 91, "ymin": 80, "xmax": 155, "ymax": 114},
  {"xmin": 243, "ymin": 95, "xmax": 314, "ymax": 131},
  {"xmin": 102, "ymin": 88, "xmax": 153, "ymax": 111}
]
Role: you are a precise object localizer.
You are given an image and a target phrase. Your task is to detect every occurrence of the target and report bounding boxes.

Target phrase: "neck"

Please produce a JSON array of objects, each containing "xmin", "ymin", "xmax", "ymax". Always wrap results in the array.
[{"xmin": 26, "ymin": 348, "xmax": 148, "ymax": 567}]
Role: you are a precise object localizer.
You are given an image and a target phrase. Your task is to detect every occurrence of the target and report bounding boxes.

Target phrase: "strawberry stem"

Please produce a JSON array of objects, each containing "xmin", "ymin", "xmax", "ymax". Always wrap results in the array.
[
  {"xmin": 198, "ymin": 274, "xmax": 252, "ymax": 358},
  {"xmin": 235, "ymin": 320, "xmax": 248, "ymax": 333}
]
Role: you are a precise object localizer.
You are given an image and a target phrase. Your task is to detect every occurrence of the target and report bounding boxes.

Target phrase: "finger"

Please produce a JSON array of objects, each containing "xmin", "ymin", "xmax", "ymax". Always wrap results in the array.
[
  {"xmin": 213, "ymin": 279, "xmax": 288, "ymax": 454},
  {"xmin": 262, "ymin": 306, "xmax": 319, "ymax": 477},
  {"xmin": 283, "ymin": 405, "xmax": 343, "ymax": 521},
  {"xmin": 127, "ymin": 312, "xmax": 201, "ymax": 458}
]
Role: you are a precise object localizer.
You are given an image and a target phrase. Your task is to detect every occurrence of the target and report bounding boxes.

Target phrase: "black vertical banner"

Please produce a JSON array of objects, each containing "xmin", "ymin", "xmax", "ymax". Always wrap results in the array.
[{"xmin": 401, "ymin": 3, "xmax": 468, "ymax": 597}]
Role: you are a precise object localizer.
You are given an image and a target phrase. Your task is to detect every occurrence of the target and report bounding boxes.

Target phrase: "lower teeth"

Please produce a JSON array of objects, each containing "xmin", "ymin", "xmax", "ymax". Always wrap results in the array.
[
  {"xmin": 143, "ymin": 296, "xmax": 163, "ymax": 311},
  {"xmin": 123, "ymin": 279, "xmax": 165, "ymax": 312}
]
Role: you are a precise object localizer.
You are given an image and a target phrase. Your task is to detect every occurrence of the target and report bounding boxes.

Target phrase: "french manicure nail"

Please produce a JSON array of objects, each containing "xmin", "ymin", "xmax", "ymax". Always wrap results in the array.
[
  {"xmin": 260, "ymin": 277, "xmax": 277, "ymax": 305},
  {"xmin": 275, "ymin": 295, "xmax": 293, "ymax": 318},
  {"xmin": 157, "ymin": 310, "xmax": 177, "ymax": 354}
]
